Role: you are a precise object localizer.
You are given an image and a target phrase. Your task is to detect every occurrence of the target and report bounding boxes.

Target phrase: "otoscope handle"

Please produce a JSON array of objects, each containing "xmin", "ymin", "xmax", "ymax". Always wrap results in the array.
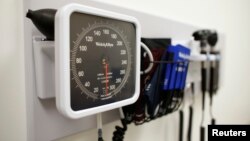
[
  {"xmin": 98, "ymin": 138, "xmax": 104, "ymax": 141},
  {"xmin": 201, "ymin": 66, "xmax": 206, "ymax": 110},
  {"xmin": 200, "ymin": 127, "xmax": 205, "ymax": 141},
  {"xmin": 187, "ymin": 106, "xmax": 193, "ymax": 141},
  {"xmin": 212, "ymin": 118, "xmax": 216, "ymax": 125},
  {"xmin": 179, "ymin": 110, "xmax": 184, "ymax": 141}
]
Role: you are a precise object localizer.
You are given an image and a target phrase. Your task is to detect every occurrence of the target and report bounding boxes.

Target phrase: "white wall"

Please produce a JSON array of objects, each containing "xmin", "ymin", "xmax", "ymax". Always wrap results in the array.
[
  {"xmin": 0, "ymin": 0, "xmax": 250, "ymax": 141},
  {"xmin": 0, "ymin": 0, "xmax": 26, "ymax": 141}
]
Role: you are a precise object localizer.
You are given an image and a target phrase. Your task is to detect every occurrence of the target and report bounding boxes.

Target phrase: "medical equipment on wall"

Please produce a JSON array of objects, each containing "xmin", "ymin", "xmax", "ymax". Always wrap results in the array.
[
  {"xmin": 187, "ymin": 82, "xmax": 195, "ymax": 141},
  {"xmin": 193, "ymin": 30, "xmax": 209, "ymax": 141},
  {"xmin": 112, "ymin": 39, "xmax": 192, "ymax": 141},
  {"xmin": 26, "ymin": 3, "xmax": 221, "ymax": 141},
  {"xmin": 27, "ymin": 4, "xmax": 142, "ymax": 141},
  {"xmin": 27, "ymin": 3, "xmax": 141, "ymax": 119},
  {"xmin": 113, "ymin": 32, "xmax": 220, "ymax": 141},
  {"xmin": 192, "ymin": 29, "xmax": 220, "ymax": 141}
]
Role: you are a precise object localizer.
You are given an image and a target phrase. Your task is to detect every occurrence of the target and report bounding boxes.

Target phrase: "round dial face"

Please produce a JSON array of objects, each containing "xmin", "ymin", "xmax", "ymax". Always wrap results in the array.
[
  {"xmin": 69, "ymin": 12, "xmax": 137, "ymax": 111},
  {"xmin": 71, "ymin": 24, "xmax": 131, "ymax": 100}
]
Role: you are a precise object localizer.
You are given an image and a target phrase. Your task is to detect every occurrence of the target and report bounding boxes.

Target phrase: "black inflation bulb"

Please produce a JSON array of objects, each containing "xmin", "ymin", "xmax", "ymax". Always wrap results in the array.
[{"xmin": 26, "ymin": 9, "xmax": 57, "ymax": 40}]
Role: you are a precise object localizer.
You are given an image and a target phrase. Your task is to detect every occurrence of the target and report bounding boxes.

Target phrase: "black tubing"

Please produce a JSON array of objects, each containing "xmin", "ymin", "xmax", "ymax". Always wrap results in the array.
[
  {"xmin": 200, "ymin": 127, "xmax": 205, "ymax": 141},
  {"xmin": 179, "ymin": 110, "xmax": 184, "ymax": 141},
  {"xmin": 187, "ymin": 106, "xmax": 193, "ymax": 141}
]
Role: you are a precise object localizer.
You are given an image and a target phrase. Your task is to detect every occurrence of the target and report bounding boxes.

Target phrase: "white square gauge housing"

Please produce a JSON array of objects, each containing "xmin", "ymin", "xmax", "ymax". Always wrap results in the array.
[{"xmin": 55, "ymin": 3, "xmax": 141, "ymax": 119}]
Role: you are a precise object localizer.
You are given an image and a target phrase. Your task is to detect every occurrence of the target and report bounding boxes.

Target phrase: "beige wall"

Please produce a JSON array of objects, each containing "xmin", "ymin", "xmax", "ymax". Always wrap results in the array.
[
  {"xmin": 1, "ymin": 0, "xmax": 250, "ymax": 141},
  {"xmin": 0, "ymin": 0, "xmax": 26, "ymax": 141}
]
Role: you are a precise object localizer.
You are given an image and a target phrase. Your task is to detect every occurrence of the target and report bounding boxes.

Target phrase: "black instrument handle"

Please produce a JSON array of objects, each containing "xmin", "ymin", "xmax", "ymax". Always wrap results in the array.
[
  {"xmin": 212, "ymin": 118, "xmax": 216, "ymax": 125},
  {"xmin": 179, "ymin": 110, "xmax": 184, "ymax": 141},
  {"xmin": 187, "ymin": 106, "xmax": 193, "ymax": 141},
  {"xmin": 200, "ymin": 126, "xmax": 205, "ymax": 141},
  {"xmin": 201, "ymin": 67, "xmax": 206, "ymax": 110}
]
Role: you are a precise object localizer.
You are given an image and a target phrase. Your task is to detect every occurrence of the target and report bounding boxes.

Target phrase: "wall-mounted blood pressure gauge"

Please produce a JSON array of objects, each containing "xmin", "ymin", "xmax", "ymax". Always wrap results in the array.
[{"xmin": 55, "ymin": 4, "xmax": 141, "ymax": 119}]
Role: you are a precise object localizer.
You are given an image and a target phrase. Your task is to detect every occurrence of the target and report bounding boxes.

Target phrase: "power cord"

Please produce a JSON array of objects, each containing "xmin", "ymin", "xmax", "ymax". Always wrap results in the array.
[{"xmin": 112, "ymin": 108, "xmax": 128, "ymax": 141}]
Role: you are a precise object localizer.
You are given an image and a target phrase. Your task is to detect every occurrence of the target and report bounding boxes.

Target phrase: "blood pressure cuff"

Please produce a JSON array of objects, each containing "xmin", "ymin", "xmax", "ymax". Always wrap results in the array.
[
  {"xmin": 136, "ymin": 38, "xmax": 171, "ymax": 121},
  {"xmin": 160, "ymin": 45, "xmax": 190, "ymax": 114},
  {"xmin": 144, "ymin": 49, "xmax": 168, "ymax": 118},
  {"xmin": 122, "ymin": 38, "xmax": 171, "ymax": 124}
]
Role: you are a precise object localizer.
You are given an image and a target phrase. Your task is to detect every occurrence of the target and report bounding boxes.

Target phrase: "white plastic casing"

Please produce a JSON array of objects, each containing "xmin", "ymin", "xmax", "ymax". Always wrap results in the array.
[{"xmin": 55, "ymin": 3, "xmax": 141, "ymax": 119}]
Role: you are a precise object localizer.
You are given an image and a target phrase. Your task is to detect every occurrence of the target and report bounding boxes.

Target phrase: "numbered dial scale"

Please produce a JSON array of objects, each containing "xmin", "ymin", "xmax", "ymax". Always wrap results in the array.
[{"xmin": 55, "ymin": 4, "xmax": 140, "ymax": 119}]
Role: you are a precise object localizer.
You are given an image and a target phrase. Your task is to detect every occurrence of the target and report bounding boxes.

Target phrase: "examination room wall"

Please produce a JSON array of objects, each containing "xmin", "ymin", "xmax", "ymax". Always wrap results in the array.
[
  {"xmin": 57, "ymin": 0, "xmax": 250, "ymax": 141},
  {"xmin": 0, "ymin": 0, "xmax": 250, "ymax": 141}
]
